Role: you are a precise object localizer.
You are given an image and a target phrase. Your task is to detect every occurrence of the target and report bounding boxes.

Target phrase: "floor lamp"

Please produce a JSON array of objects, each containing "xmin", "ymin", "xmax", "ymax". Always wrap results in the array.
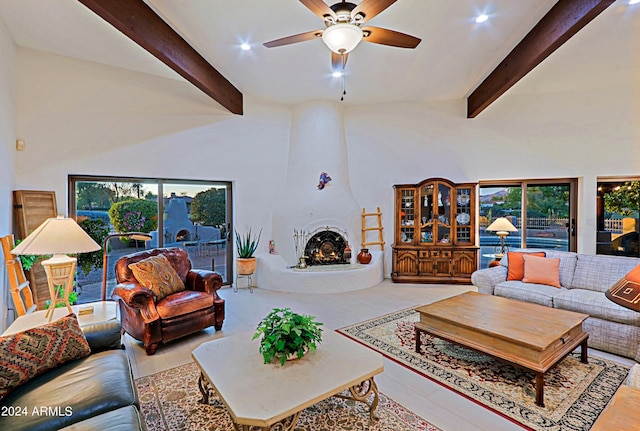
[
  {"xmin": 11, "ymin": 216, "xmax": 101, "ymax": 321},
  {"xmin": 101, "ymin": 232, "xmax": 152, "ymax": 301},
  {"xmin": 486, "ymin": 217, "xmax": 518, "ymax": 259}
]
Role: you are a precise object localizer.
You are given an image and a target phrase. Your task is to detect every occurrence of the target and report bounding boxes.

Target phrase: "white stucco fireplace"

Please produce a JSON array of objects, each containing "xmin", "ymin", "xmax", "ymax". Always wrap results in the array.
[{"xmin": 255, "ymin": 101, "xmax": 383, "ymax": 293}]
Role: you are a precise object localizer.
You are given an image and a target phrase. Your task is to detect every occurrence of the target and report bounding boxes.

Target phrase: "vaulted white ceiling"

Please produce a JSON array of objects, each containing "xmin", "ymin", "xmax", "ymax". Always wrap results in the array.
[{"xmin": 0, "ymin": 0, "xmax": 637, "ymax": 108}]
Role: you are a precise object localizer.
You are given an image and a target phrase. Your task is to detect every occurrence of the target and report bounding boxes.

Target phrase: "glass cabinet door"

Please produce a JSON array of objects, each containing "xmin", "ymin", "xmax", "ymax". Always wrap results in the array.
[
  {"xmin": 437, "ymin": 183, "xmax": 452, "ymax": 243},
  {"xmin": 419, "ymin": 184, "xmax": 434, "ymax": 243},
  {"xmin": 399, "ymin": 189, "xmax": 415, "ymax": 243},
  {"xmin": 455, "ymin": 187, "xmax": 472, "ymax": 243}
]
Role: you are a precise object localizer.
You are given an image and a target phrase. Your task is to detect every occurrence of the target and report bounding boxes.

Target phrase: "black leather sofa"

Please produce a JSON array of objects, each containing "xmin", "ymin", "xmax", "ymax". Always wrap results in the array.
[{"xmin": 0, "ymin": 319, "xmax": 146, "ymax": 431}]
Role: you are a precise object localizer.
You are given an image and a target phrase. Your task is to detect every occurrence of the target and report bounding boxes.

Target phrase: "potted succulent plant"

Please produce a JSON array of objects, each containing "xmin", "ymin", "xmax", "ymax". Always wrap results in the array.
[
  {"xmin": 253, "ymin": 307, "xmax": 323, "ymax": 366},
  {"xmin": 235, "ymin": 227, "xmax": 262, "ymax": 275}
]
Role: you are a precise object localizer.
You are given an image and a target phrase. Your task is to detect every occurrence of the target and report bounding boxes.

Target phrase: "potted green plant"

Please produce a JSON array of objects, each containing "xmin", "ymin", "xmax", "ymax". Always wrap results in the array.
[
  {"xmin": 235, "ymin": 227, "xmax": 262, "ymax": 275},
  {"xmin": 252, "ymin": 307, "xmax": 323, "ymax": 366}
]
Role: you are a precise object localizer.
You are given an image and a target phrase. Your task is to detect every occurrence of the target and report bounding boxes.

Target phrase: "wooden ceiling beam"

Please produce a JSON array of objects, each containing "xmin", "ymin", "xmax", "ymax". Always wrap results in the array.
[
  {"xmin": 78, "ymin": 0, "xmax": 243, "ymax": 115},
  {"xmin": 467, "ymin": 0, "xmax": 615, "ymax": 118}
]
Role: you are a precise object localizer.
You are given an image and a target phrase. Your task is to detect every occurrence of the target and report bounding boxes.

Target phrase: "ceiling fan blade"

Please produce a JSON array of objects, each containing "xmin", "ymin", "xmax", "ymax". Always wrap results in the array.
[
  {"xmin": 361, "ymin": 26, "xmax": 421, "ymax": 48},
  {"xmin": 299, "ymin": 0, "xmax": 336, "ymax": 20},
  {"xmin": 263, "ymin": 30, "xmax": 323, "ymax": 48},
  {"xmin": 331, "ymin": 52, "xmax": 348, "ymax": 72},
  {"xmin": 352, "ymin": 0, "xmax": 397, "ymax": 23}
]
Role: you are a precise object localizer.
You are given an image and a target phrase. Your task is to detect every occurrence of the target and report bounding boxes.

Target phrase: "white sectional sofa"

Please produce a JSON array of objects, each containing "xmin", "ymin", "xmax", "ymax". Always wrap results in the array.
[{"xmin": 471, "ymin": 249, "xmax": 640, "ymax": 361}]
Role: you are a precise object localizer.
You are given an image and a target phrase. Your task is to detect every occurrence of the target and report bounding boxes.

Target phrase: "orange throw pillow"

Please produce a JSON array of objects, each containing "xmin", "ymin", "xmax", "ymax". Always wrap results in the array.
[
  {"xmin": 506, "ymin": 251, "xmax": 546, "ymax": 281},
  {"xmin": 605, "ymin": 265, "xmax": 640, "ymax": 311},
  {"xmin": 522, "ymin": 254, "xmax": 561, "ymax": 288}
]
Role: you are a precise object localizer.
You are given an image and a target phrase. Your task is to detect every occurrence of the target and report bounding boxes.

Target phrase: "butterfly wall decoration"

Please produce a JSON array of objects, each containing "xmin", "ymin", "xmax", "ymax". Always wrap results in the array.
[{"xmin": 317, "ymin": 172, "xmax": 332, "ymax": 190}]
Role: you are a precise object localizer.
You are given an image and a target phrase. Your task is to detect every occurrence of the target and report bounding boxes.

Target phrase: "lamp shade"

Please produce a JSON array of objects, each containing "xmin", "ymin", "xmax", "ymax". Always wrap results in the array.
[
  {"xmin": 486, "ymin": 217, "xmax": 518, "ymax": 234},
  {"xmin": 11, "ymin": 216, "xmax": 101, "ymax": 256},
  {"xmin": 322, "ymin": 23, "xmax": 363, "ymax": 54}
]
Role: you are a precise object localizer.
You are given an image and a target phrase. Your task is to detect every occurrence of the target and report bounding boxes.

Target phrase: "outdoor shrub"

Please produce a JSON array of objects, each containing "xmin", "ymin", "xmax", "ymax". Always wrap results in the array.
[
  {"xmin": 77, "ymin": 217, "xmax": 110, "ymax": 276},
  {"xmin": 44, "ymin": 285, "xmax": 78, "ymax": 309},
  {"xmin": 14, "ymin": 238, "xmax": 42, "ymax": 271},
  {"xmin": 191, "ymin": 188, "xmax": 226, "ymax": 227},
  {"xmin": 109, "ymin": 199, "xmax": 158, "ymax": 235}
]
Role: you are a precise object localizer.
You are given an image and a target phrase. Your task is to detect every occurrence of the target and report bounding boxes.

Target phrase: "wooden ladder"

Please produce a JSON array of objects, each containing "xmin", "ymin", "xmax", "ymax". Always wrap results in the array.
[
  {"xmin": 1, "ymin": 234, "xmax": 37, "ymax": 317},
  {"xmin": 361, "ymin": 207, "xmax": 385, "ymax": 250}
]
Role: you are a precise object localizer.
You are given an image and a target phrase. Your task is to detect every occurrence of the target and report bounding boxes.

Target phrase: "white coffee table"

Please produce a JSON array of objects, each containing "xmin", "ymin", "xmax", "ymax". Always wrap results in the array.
[
  {"xmin": 192, "ymin": 329, "xmax": 384, "ymax": 431},
  {"xmin": 2, "ymin": 301, "xmax": 118, "ymax": 335}
]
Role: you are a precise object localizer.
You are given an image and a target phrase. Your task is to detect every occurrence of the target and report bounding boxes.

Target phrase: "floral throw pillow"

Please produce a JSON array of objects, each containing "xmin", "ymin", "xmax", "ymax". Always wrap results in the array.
[
  {"xmin": 128, "ymin": 254, "xmax": 185, "ymax": 301},
  {"xmin": 0, "ymin": 313, "xmax": 91, "ymax": 397}
]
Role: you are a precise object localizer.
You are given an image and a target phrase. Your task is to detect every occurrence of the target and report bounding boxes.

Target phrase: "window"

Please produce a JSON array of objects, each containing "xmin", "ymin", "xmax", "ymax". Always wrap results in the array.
[
  {"xmin": 69, "ymin": 175, "xmax": 232, "ymax": 304},
  {"xmin": 479, "ymin": 179, "xmax": 577, "ymax": 268},
  {"xmin": 596, "ymin": 177, "xmax": 639, "ymax": 257}
]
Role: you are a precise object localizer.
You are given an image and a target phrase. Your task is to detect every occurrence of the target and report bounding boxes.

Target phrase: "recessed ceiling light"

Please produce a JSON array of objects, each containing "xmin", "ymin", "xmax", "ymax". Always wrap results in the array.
[
  {"xmin": 332, "ymin": 71, "xmax": 343, "ymax": 78},
  {"xmin": 475, "ymin": 14, "xmax": 489, "ymax": 23},
  {"xmin": 630, "ymin": 0, "xmax": 640, "ymax": 5},
  {"xmin": 240, "ymin": 43, "xmax": 251, "ymax": 51}
]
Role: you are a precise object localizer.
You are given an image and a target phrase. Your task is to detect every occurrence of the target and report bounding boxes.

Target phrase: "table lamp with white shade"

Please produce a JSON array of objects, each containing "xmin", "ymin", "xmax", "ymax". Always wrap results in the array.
[
  {"xmin": 486, "ymin": 217, "xmax": 518, "ymax": 258},
  {"xmin": 11, "ymin": 216, "xmax": 101, "ymax": 321}
]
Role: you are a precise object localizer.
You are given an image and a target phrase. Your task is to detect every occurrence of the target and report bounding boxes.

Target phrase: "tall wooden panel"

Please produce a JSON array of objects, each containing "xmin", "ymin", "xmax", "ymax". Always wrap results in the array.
[{"xmin": 13, "ymin": 190, "xmax": 58, "ymax": 308}]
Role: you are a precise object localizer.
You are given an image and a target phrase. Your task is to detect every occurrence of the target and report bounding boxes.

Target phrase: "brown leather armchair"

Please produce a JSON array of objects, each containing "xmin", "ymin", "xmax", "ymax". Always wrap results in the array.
[{"xmin": 111, "ymin": 247, "xmax": 224, "ymax": 355}]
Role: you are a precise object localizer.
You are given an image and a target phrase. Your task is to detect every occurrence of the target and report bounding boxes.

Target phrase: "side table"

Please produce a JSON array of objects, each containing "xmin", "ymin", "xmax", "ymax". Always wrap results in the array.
[
  {"xmin": 234, "ymin": 274, "xmax": 254, "ymax": 293},
  {"xmin": 482, "ymin": 253, "xmax": 502, "ymax": 268},
  {"xmin": 2, "ymin": 301, "xmax": 118, "ymax": 335}
]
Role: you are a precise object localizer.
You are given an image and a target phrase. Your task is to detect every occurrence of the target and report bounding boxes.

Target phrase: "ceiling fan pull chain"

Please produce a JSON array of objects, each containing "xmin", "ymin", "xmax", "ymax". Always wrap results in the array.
[{"xmin": 340, "ymin": 74, "xmax": 347, "ymax": 101}]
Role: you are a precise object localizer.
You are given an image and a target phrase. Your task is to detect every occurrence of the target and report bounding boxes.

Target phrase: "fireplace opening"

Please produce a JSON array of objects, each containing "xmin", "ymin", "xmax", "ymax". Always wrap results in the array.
[
  {"xmin": 176, "ymin": 229, "xmax": 190, "ymax": 242},
  {"xmin": 303, "ymin": 229, "xmax": 349, "ymax": 266}
]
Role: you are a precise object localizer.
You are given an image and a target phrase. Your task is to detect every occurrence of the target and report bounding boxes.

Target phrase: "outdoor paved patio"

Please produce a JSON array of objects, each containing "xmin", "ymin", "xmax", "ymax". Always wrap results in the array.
[{"xmin": 76, "ymin": 243, "xmax": 228, "ymax": 304}]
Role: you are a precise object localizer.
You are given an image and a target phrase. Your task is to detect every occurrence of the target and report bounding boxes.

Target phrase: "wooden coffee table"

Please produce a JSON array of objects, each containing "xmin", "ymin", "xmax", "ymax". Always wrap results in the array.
[
  {"xmin": 192, "ymin": 330, "xmax": 384, "ymax": 430},
  {"xmin": 415, "ymin": 292, "xmax": 589, "ymax": 407}
]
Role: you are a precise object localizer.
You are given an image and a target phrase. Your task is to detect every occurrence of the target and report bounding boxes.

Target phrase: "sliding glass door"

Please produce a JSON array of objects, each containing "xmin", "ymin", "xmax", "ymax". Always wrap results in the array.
[
  {"xmin": 524, "ymin": 184, "xmax": 572, "ymax": 251},
  {"xmin": 69, "ymin": 176, "xmax": 232, "ymax": 304},
  {"xmin": 479, "ymin": 179, "xmax": 577, "ymax": 268},
  {"xmin": 597, "ymin": 178, "xmax": 640, "ymax": 257},
  {"xmin": 159, "ymin": 182, "xmax": 230, "ymax": 277}
]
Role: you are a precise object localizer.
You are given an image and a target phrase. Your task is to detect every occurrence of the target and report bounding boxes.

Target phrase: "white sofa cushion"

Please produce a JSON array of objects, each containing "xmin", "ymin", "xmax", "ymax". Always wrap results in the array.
[{"xmin": 571, "ymin": 254, "xmax": 640, "ymax": 293}]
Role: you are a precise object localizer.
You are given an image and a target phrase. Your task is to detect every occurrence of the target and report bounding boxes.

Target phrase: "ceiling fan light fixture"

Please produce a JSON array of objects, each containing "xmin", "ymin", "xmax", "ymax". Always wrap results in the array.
[{"xmin": 322, "ymin": 23, "xmax": 363, "ymax": 54}]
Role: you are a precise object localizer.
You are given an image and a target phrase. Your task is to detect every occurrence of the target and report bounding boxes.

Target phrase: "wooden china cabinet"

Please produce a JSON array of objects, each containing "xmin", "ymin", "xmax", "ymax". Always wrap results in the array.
[{"xmin": 392, "ymin": 178, "xmax": 478, "ymax": 284}]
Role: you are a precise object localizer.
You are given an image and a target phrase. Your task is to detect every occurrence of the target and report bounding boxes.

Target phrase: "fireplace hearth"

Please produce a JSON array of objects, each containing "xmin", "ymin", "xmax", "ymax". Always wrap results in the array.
[{"xmin": 303, "ymin": 228, "xmax": 349, "ymax": 266}]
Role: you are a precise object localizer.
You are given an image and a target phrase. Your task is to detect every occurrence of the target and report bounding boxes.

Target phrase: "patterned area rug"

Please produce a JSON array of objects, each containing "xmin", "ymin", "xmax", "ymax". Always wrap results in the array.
[
  {"xmin": 338, "ymin": 307, "xmax": 630, "ymax": 431},
  {"xmin": 136, "ymin": 361, "xmax": 443, "ymax": 431}
]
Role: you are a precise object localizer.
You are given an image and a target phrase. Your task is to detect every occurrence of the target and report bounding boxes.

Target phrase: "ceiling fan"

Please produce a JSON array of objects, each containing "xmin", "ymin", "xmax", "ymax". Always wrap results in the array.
[{"xmin": 263, "ymin": 0, "xmax": 421, "ymax": 73}]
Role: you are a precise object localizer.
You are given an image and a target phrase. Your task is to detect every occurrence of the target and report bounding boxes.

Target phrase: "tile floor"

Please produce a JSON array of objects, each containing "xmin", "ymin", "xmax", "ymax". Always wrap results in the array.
[{"xmin": 124, "ymin": 280, "xmax": 636, "ymax": 431}]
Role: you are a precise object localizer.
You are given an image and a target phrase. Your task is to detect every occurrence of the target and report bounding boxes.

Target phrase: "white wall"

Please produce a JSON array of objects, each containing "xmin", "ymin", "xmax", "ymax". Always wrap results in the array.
[
  {"xmin": 346, "ymin": 83, "xmax": 640, "ymax": 264},
  {"xmin": 15, "ymin": 48, "xmax": 291, "ymax": 250},
  {"xmin": 12, "ymin": 47, "xmax": 640, "ymax": 281},
  {"xmin": 0, "ymin": 16, "xmax": 17, "ymax": 331}
]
